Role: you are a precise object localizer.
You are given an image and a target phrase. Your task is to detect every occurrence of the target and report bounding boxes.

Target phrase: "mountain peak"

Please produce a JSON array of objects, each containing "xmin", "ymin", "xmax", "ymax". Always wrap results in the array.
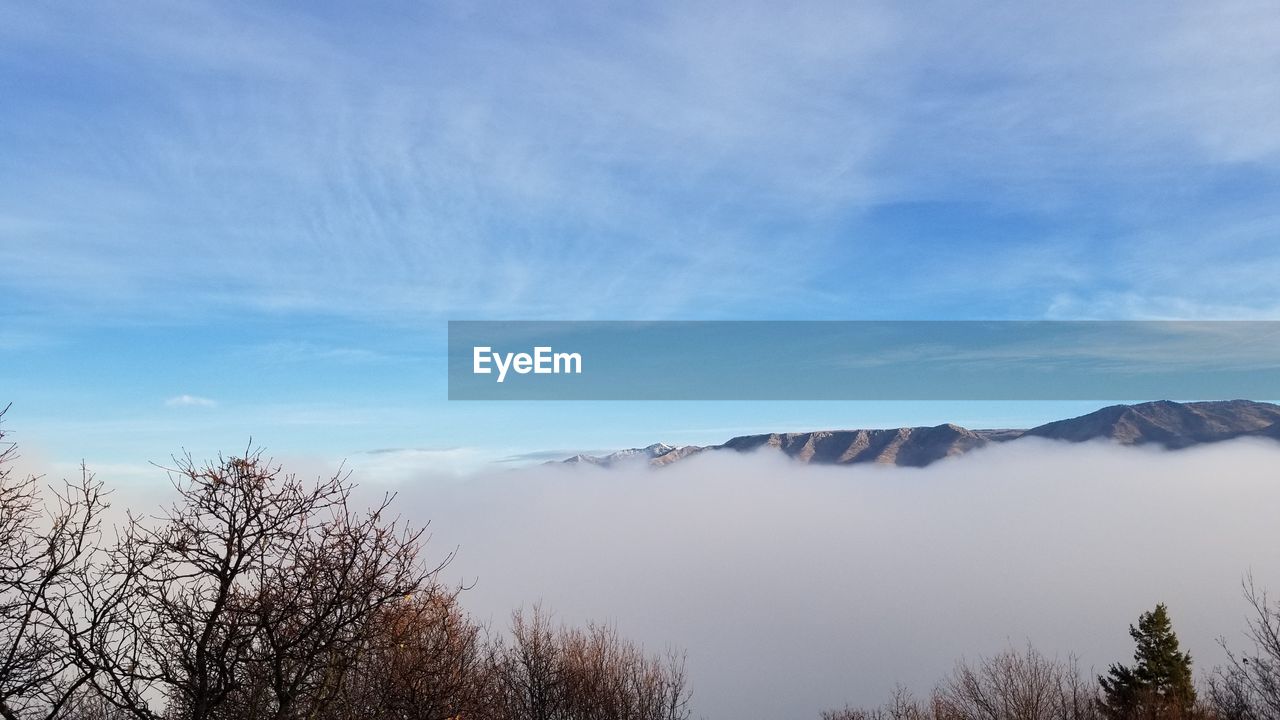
[
  {"xmin": 560, "ymin": 442, "xmax": 686, "ymax": 468},
  {"xmin": 556, "ymin": 400, "xmax": 1280, "ymax": 469},
  {"xmin": 1023, "ymin": 399, "xmax": 1280, "ymax": 448}
]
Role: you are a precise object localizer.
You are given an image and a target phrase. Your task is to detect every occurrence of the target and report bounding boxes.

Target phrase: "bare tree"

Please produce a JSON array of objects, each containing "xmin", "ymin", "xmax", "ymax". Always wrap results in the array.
[
  {"xmin": 90, "ymin": 449, "xmax": 444, "ymax": 720},
  {"xmin": 0, "ymin": 407, "xmax": 112, "ymax": 720},
  {"xmin": 48, "ymin": 685, "xmax": 131, "ymax": 720},
  {"xmin": 823, "ymin": 685, "xmax": 932, "ymax": 720},
  {"xmin": 317, "ymin": 586, "xmax": 488, "ymax": 720},
  {"xmin": 557, "ymin": 622, "xmax": 689, "ymax": 720},
  {"xmin": 934, "ymin": 645, "xmax": 1100, "ymax": 720},
  {"xmin": 486, "ymin": 606, "xmax": 691, "ymax": 720},
  {"xmin": 1210, "ymin": 576, "xmax": 1280, "ymax": 720},
  {"xmin": 825, "ymin": 646, "xmax": 1100, "ymax": 720},
  {"xmin": 488, "ymin": 606, "xmax": 569, "ymax": 720},
  {"xmin": 1, "ymin": 424, "xmax": 698, "ymax": 720}
]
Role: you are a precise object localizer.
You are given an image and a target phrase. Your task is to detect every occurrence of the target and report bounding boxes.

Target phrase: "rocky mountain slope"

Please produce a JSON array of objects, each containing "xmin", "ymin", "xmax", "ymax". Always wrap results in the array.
[
  {"xmin": 1022, "ymin": 399, "xmax": 1280, "ymax": 448},
  {"xmin": 556, "ymin": 400, "xmax": 1280, "ymax": 469}
]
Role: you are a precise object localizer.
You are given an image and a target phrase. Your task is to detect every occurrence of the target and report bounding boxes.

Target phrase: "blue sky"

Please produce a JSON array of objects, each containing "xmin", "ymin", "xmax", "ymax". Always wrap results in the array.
[{"xmin": 3, "ymin": 1, "xmax": 1280, "ymax": 480}]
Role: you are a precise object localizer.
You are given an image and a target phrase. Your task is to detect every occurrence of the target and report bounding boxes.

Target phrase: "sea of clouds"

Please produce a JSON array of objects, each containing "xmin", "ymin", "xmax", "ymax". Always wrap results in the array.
[
  {"xmin": 372, "ymin": 438, "xmax": 1280, "ymax": 720},
  {"xmin": 43, "ymin": 437, "xmax": 1280, "ymax": 720}
]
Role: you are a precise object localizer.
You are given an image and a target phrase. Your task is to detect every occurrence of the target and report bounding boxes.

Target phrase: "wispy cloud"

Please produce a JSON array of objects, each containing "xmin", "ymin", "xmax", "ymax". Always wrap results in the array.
[
  {"xmin": 348, "ymin": 446, "xmax": 488, "ymax": 481},
  {"xmin": 0, "ymin": 329, "xmax": 58, "ymax": 352},
  {"xmin": 164, "ymin": 394, "xmax": 217, "ymax": 408},
  {"xmin": 1, "ymin": 1, "xmax": 886, "ymax": 322},
  {"xmin": 495, "ymin": 449, "xmax": 602, "ymax": 464},
  {"xmin": 7, "ymin": 1, "xmax": 1277, "ymax": 323},
  {"xmin": 241, "ymin": 341, "xmax": 398, "ymax": 365}
]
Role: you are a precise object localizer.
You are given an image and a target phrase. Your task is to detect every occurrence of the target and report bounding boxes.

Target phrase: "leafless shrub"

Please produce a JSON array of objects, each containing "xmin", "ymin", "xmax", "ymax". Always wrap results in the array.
[
  {"xmin": 1210, "ymin": 576, "xmax": 1280, "ymax": 720},
  {"xmin": 823, "ymin": 685, "xmax": 932, "ymax": 720},
  {"xmin": 318, "ymin": 586, "xmax": 488, "ymax": 720},
  {"xmin": 486, "ymin": 605, "xmax": 691, "ymax": 720},
  {"xmin": 934, "ymin": 645, "xmax": 1100, "ymax": 720},
  {"xmin": 824, "ymin": 646, "xmax": 1101, "ymax": 720}
]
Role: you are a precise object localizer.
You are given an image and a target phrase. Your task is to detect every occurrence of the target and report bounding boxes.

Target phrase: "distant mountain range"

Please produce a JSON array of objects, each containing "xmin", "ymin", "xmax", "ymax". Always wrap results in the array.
[{"xmin": 558, "ymin": 400, "xmax": 1280, "ymax": 469}]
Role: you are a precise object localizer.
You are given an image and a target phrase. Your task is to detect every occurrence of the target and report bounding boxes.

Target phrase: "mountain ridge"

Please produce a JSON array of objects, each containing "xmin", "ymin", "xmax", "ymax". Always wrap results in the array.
[{"xmin": 555, "ymin": 400, "xmax": 1280, "ymax": 469}]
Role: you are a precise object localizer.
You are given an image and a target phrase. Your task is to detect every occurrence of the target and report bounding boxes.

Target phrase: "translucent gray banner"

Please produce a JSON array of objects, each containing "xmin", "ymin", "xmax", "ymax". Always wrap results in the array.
[{"xmin": 447, "ymin": 321, "xmax": 1280, "ymax": 400}]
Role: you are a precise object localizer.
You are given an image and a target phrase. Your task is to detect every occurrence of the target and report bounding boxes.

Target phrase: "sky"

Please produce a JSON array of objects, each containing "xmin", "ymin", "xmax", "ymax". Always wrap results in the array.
[{"xmin": 4, "ymin": 1, "xmax": 1280, "ymax": 477}]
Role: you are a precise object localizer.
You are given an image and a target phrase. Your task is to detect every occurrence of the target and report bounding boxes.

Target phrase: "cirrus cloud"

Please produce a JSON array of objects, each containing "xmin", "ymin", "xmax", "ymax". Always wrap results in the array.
[{"xmin": 164, "ymin": 394, "xmax": 217, "ymax": 408}]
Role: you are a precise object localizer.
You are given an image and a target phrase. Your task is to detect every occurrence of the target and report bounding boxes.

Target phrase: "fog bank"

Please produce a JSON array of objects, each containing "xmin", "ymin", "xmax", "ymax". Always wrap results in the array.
[{"xmin": 374, "ymin": 438, "xmax": 1280, "ymax": 720}]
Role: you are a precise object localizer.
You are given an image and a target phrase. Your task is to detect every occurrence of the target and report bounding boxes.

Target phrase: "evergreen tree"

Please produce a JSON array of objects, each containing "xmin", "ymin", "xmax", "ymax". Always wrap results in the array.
[{"xmin": 1098, "ymin": 603, "xmax": 1197, "ymax": 719}]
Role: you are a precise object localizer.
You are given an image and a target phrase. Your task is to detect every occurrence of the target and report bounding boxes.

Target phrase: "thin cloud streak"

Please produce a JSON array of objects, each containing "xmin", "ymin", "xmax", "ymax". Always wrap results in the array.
[{"xmin": 164, "ymin": 394, "xmax": 217, "ymax": 408}]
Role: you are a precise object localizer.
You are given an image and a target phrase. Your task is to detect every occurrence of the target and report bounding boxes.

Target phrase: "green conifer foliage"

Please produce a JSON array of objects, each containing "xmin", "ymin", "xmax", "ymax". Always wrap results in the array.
[{"xmin": 1099, "ymin": 604, "xmax": 1197, "ymax": 720}]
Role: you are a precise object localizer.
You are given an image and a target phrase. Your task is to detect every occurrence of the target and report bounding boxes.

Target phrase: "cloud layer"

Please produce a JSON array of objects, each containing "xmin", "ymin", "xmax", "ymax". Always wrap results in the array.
[{"xmin": 367, "ymin": 439, "xmax": 1280, "ymax": 719}]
